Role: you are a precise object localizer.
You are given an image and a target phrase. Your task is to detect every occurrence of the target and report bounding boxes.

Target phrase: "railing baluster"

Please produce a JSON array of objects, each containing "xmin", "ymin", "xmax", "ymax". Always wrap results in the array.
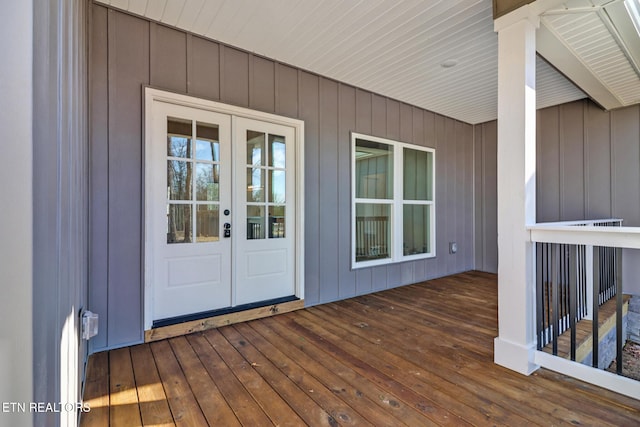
[
  {"xmin": 536, "ymin": 242, "xmax": 543, "ymax": 350},
  {"xmin": 569, "ymin": 245, "xmax": 577, "ymax": 361},
  {"xmin": 552, "ymin": 243, "xmax": 559, "ymax": 356},
  {"xmin": 615, "ymin": 247, "xmax": 623, "ymax": 375},
  {"xmin": 545, "ymin": 243, "xmax": 552, "ymax": 345},
  {"xmin": 592, "ymin": 245, "xmax": 599, "ymax": 368}
]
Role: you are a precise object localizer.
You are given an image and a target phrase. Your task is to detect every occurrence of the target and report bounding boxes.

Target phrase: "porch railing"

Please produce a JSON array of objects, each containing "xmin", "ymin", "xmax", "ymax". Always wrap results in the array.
[
  {"xmin": 529, "ymin": 220, "xmax": 640, "ymax": 400},
  {"xmin": 355, "ymin": 216, "xmax": 389, "ymax": 261},
  {"xmin": 536, "ymin": 219, "xmax": 622, "ymax": 353}
]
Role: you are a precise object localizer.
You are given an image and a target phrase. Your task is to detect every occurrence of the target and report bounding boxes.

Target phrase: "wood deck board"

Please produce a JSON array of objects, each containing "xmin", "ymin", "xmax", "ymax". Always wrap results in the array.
[
  {"xmin": 241, "ymin": 319, "xmax": 379, "ymax": 427},
  {"xmin": 80, "ymin": 350, "xmax": 110, "ymax": 427},
  {"xmin": 188, "ymin": 332, "xmax": 274, "ymax": 426},
  {"xmin": 168, "ymin": 336, "xmax": 241, "ymax": 427},
  {"xmin": 224, "ymin": 322, "xmax": 338, "ymax": 427},
  {"xmin": 81, "ymin": 271, "xmax": 640, "ymax": 426},
  {"xmin": 328, "ymin": 291, "xmax": 639, "ymax": 426},
  {"xmin": 256, "ymin": 316, "xmax": 426, "ymax": 427},
  {"xmin": 298, "ymin": 303, "xmax": 533, "ymax": 426},
  {"xmin": 150, "ymin": 340, "xmax": 209, "ymax": 427},
  {"xmin": 206, "ymin": 327, "xmax": 307, "ymax": 426},
  {"xmin": 108, "ymin": 348, "xmax": 142, "ymax": 427},
  {"xmin": 281, "ymin": 310, "xmax": 474, "ymax": 426},
  {"xmin": 129, "ymin": 344, "xmax": 174, "ymax": 426}
]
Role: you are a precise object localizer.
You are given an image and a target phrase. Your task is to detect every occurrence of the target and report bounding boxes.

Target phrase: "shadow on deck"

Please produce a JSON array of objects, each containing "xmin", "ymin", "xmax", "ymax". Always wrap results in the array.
[{"xmin": 81, "ymin": 271, "xmax": 640, "ymax": 426}]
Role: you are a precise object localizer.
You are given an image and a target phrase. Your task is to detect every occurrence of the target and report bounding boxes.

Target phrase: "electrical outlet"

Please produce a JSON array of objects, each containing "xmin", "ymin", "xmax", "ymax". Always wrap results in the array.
[{"xmin": 82, "ymin": 311, "xmax": 99, "ymax": 340}]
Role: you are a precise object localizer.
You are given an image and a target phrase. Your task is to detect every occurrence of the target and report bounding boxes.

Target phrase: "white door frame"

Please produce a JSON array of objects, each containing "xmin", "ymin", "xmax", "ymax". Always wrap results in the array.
[{"xmin": 143, "ymin": 87, "xmax": 305, "ymax": 330}]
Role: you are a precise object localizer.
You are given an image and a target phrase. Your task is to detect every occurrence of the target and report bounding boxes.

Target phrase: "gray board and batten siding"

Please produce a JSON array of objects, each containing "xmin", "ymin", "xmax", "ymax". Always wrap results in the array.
[
  {"xmin": 89, "ymin": 5, "xmax": 475, "ymax": 352},
  {"xmin": 474, "ymin": 99, "xmax": 640, "ymax": 293},
  {"xmin": 32, "ymin": 0, "xmax": 89, "ymax": 424}
]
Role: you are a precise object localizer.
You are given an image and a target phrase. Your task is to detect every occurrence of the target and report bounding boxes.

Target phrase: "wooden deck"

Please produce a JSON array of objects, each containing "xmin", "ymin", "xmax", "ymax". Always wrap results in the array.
[{"xmin": 81, "ymin": 271, "xmax": 640, "ymax": 426}]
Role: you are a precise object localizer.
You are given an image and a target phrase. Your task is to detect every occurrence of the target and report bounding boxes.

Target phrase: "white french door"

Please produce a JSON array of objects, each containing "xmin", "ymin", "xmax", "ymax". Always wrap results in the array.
[
  {"xmin": 145, "ymin": 91, "xmax": 301, "ymax": 327},
  {"xmin": 234, "ymin": 117, "xmax": 296, "ymax": 305}
]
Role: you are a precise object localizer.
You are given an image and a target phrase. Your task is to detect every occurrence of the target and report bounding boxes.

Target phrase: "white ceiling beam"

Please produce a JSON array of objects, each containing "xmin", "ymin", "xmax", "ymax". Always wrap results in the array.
[{"xmin": 537, "ymin": 21, "xmax": 625, "ymax": 109}]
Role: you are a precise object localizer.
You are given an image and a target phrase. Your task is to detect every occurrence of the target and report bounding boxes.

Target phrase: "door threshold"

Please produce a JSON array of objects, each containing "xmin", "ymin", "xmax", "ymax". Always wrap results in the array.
[{"xmin": 145, "ymin": 297, "xmax": 303, "ymax": 342}]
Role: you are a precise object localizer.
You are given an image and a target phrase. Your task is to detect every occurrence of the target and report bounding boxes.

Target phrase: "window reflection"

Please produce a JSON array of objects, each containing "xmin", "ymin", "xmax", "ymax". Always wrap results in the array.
[
  {"xmin": 167, "ymin": 117, "xmax": 192, "ymax": 158},
  {"xmin": 196, "ymin": 163, "xmax": 219, "ymax": 201},
  {"xmin": 195, "ymin": 123, "xmax": 219, "ymax": 161},
  {"xmin": 247, "ymin": 131, "xmax": 265, "ymax": 166},
  {"xmin": 196, "ymin": 205, "xmax": 219, "ymax": 242},
  {"xmin": 354, "ymin": 203, "xmax": 391, "ymax": 262},
  {"xmin": 269, "ymin": 206, "xmax": 285, "ymax": 238},
  {"xmin": 404, "ymin": 148, "xmax": 433, "ymax": 201},
  {"xmin": 403, "ymin": 204, "xmax": 430, "ymax": 255},
  {"xmin": 167, "ymin": 160, "xmax": 192, "ymax": 201},
  {"xmin": 269, "ymin": 134, "xmax": 286, "ymax": 168},
  {"xmin": 269, "ymin": 170, "xmax": 285, "ymax": 204},
  {"xmin": 355, "ymin": 139, "xmax": 393, "ymax": 199},
  {"xmin": 247, "ymin": 205, "xmax": 265, "ymax": 239},
  {"xmin": 167, "ymin": 204, "xmax": 192, "ymax": 243},
  {"xmin": 247, "ymin": 168, "xmax": 264, "ymax": 202}
]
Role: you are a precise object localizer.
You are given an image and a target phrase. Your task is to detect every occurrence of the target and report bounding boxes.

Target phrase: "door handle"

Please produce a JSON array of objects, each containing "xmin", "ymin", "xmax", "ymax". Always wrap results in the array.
[{"xmin": 224, "ymin": 223, "xmax": 231, "ymax": 238}]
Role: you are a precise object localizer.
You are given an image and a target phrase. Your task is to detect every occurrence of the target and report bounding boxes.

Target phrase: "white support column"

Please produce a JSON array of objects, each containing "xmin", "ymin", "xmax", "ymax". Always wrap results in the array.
[{"xmin": 493, "ymin": 12, "xmax": 539, "ymax": 375}]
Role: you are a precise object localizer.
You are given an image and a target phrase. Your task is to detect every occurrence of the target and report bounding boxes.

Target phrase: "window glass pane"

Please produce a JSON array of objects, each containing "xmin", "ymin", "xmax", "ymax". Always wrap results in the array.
[
  {"xmin": 167, "ymin": 204, "xmax": 192, "ymax": 243},
  {"xmin": 196, "ymin": 139, "xmax": 219, "ymax": 162},
  {"xmin": 355, "ymin": 203, "xmax": 391, "ymax": 262},
  {"xmin": 269, "ymin": 134, "xmax": 286, "ymax": 168},
  {"xmin": 247, "ymin": 205, "xmax": 265, "ymax": 239},
  {"xmin": 247, "ymin": 168, "xmax": 264, "ymax": 202},
  {"xmin": 196, "ymin": 164, "xmax": 219, "ymax": 201},
  {"xmin": 195, "ymin": 122, "xmax": 219, "ymax": 160},
  {"xmin": 196, "ymin": 204, "xmax": 219, "ymax": 242},
  {"xmin": 403, "ymin": 148, "xmax": 433, "ymax": 201},
  {"xmin": 269, "ymin": 206, "xmax": 285, "ymax": 238},
  {"xmin": 195, "ymin": 123, "xmax": 219, "ymax": 161},
  {"xmin": 167, "ymin": 160, "xmax": 192, "ymax": 201},
  {"xmin": 269, "ymin": 170, "xmax": 285, "ymax": 203},
  {"xmin": 167, "ymin": 117, "xmax": 192, "ymax": 158},
  {"xmin": 247, "ymin": 131, "xmax": 265, "ymax": 166},
  {"xmin": 355, "ymin": 138, "xmax": 393, "ymax": 199},
  {"xmin": 403, "ymin": 204, "xmax": 431, "ymax": 255}
]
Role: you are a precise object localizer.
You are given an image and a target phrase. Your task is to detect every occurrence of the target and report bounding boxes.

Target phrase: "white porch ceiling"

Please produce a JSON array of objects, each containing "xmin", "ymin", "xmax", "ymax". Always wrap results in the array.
[
  {"xmin": 539, "ymin": 0, "xmax": 640, "ymax": 110},
  {"xmin": 95, "ymin": 0, "xmax": 640, "ymax": 125}
]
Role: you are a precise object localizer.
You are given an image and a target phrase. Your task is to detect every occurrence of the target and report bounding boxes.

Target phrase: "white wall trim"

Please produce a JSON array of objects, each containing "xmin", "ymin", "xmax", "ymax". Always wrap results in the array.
[
  {"xmin": 535, "ymin": 351, "xmax": 640, "ymax": 400},
  {"xmin": 495, "ymin": 337, "xmax": 539, "ymax": 375}
]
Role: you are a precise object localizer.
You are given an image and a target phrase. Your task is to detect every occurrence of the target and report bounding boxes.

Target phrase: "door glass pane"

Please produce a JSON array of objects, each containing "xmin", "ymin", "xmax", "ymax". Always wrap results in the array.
[
  {"xmin": 167, "ymin": 204, "xmax": 192, "ymax": 243},
  {"xmin": 403, "ymin": 204, "xmax": 431, "ymax": 255},
  {"xmin": 247, "ymin": 168, "xmax": 264, "ymax": 202},
  {"xmin": 403, "ymin": 148, "xmax": 433, "ymax": 201},
  {"xmin": 167, "ymin": 160, "xmax": 192, "ymax": 200},
  {"xmin": 268, "ymin": 170, "xmax": 285, "ymax": 203},
  {"xmin": 247, "ymin": 131, "xmax": 265, "ymax": 166},
  {"xmin": 355, "ymin": 203, "xmax": 391, "ymax": 262},
  {"xmin": 195, "ymin": 123, "xmax": 219, "ymax": 161},
  {"xmin": 196, "ymin": 164, "xmax": 219, "ymax": 201},
  {"xmin": 269, "ymin": 134, "xmax": 286, "ymax": 168},
  {"xmin": 247, "ymin": 206, "xmax": 265, "ymax": 239},
  {"xmin": 355, "ymin": 138, "xmax": 393, "ymax": 199},
  {"xmin": 269, "ymin": 206, "xmax": 285, "ymax": 238},
  {"xmin": 167, "ymin": 118, "xmax": 192, "ymax": 158},
  {"xmin": 196, "ymin": 204, "xmax": 219, "ymax": 242}
]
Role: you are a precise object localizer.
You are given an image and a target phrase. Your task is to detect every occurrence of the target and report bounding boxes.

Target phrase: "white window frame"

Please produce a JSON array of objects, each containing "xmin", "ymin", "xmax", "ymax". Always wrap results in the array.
[{"xmin": 351, "ymin": 132, "xmax": 436, "ymax": 269}]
